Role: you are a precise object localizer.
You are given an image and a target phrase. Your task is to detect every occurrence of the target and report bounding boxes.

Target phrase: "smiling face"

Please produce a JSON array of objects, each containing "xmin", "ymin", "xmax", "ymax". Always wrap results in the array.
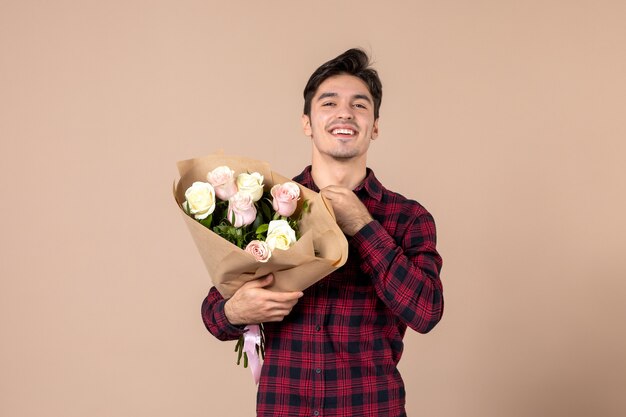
[{"xmin": 302, "ymin": 74, "xmax": 379, "ymax": 163}]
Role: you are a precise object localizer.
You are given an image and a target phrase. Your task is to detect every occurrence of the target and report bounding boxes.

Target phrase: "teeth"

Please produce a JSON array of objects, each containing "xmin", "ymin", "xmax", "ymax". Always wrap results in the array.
[{"xmin": 332, "ymin": 128, "xmax": 355, "ymax": 135}]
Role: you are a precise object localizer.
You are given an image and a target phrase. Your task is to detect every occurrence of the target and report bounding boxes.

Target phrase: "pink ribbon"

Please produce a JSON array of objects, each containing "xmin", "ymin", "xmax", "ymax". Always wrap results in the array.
[{"xmin": 243, "ymin": 324, "xmax": 262, "ymax": 384}]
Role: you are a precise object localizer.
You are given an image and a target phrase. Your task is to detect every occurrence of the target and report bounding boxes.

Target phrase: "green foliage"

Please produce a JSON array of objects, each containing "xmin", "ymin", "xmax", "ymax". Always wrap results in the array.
[
  {"xmin": 198, "ymin": 214, "xmax": 212, "ymax": 228},
  {"xmin": 259, "ymin": 198, "xmax": 273, "ymax": 222},
  {"xmin": 235, "ymin": 336, "xmax": 243, "ymax": 365},
  {"xmin": 234, "ymin": 327, "xmax": 265, "ymax": 369},
  {"xmin": 255, "ymin": 223, "xmax": 269, "ymax": 241},
  {"xmin": 301, "ymin": 199, "xmax": 311, "ymax": 215}
]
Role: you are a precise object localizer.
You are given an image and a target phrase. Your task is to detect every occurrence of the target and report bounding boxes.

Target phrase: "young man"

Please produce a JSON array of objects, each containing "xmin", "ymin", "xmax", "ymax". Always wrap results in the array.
[{"xmin": 202, "ymin": 48, "xmax": 444, "ymax": 417}]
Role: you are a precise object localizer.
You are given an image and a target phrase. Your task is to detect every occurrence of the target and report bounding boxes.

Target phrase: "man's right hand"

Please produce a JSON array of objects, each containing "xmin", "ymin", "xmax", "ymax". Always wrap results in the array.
[{"xmin": 224, "ymin": 274, "xmax": 304, "ymax": 325}]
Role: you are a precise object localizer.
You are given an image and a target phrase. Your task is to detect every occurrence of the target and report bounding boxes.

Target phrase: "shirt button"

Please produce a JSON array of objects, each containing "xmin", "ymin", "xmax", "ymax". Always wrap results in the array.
[
  {"xmin": 315, "ymin": 325, "xmax": 321, "ymax": 331},
  {"xmin": 315, "ymin": 368, "xmax": 322, "ymax": 374},
  {"xmin": 313, "ymin": 411, "xmax": 320, "ymax": 416}
]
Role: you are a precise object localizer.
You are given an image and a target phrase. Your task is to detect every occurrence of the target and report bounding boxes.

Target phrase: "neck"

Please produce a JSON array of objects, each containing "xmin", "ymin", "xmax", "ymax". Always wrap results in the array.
[{"xmin": 310, "ymin": 153, "xmax": 367, "ymax": 190}]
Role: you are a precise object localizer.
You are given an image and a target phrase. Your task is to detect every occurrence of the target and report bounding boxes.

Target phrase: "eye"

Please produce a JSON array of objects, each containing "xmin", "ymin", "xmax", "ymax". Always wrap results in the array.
[{"xmin": 353, "ymin": 103, "xmax": 367, "ymax": 109}]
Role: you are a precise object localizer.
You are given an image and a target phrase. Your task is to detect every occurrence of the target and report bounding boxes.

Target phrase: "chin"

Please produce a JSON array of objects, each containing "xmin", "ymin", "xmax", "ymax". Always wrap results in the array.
[{"xmin": 329, "ymin": 151, "xmax": 360, "ymax": 160}]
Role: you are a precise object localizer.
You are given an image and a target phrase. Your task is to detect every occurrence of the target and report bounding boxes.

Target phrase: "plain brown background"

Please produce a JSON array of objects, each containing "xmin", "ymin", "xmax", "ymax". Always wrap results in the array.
[{"xmin": 1, "ymin": 1, "xmax": 625, "ymax": 416}]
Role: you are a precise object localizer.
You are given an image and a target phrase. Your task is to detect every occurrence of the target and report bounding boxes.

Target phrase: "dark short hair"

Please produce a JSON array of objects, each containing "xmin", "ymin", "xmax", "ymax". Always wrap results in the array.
[{"xmin": 303, "ymin": 48, "xmax": 382, "ymax": 119}]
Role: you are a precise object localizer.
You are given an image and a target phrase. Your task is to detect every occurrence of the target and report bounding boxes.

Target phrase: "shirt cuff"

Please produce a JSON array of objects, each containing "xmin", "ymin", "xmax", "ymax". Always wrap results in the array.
[
  {"xmin": 350, "ymin": 220, "xmax": 396, "ymax": 274},
  {"xmin": 215, "ymin": 299, "xmax": 247, "ymax": 337}
]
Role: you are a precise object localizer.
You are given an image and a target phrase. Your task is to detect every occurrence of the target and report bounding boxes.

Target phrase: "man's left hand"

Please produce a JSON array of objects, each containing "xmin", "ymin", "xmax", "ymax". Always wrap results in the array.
[{"xmin": 320, "ymin": 185, "xmax": 373, "ymax": 236}]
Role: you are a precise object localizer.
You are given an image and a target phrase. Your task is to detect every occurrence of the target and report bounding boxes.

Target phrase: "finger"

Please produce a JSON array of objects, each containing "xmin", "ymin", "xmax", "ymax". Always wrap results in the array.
[
  {"xmin": 266, "ymin": 309, "xmax": 294, "ymax": 322},
  {"xmin": 266, "ymin": 315, "xmax": 286, "ymax": 322},
  {"xmin": 320, "ymin": 188, "xmax": 340, "ymax": 197},
  {"xmin": 269, "ymin": 291, "xmax": 303, "ymax": 302},
  {"xmin": 322, "ymin": 185, "xmax": 351, "ymax": 195},
  {"xmin": 321, "ymin": 184, "xmax": 344, "ymax": 191},
  {"xmin": 268, "ymin": 299, "xmax": 299, "ymax": 311},
  {"xmin": 320, "ymin": 187, "xmax": 337, "ymax": 197}
]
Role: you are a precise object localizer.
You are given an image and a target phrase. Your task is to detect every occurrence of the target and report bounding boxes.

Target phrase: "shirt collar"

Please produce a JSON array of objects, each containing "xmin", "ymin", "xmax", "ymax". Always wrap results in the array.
[{"xmin": 294, "ymin": 165, "xmax": 383, "ymax": 202}]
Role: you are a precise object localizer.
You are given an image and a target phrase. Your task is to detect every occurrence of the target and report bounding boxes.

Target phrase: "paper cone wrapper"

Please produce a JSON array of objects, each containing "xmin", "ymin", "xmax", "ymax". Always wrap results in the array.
[{"xmin": 174, "ymin": 154, "xmax": 349, "ymax": 298}]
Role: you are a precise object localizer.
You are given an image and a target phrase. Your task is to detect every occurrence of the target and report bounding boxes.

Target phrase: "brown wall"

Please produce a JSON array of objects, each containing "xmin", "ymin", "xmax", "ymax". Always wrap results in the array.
[{"xmin": 1, "ymin": 1, "xmax": 625, "ymax": 416}]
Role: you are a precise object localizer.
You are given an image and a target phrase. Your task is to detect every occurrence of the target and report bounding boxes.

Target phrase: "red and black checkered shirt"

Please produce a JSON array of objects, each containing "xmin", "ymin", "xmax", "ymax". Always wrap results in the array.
[{"xmin": 202, "ymin": 166, "xmax": 444, "ymax": 417}]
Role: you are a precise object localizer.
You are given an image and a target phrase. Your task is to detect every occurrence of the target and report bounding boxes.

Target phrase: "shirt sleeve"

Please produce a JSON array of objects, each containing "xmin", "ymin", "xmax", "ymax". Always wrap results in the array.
[
  {"xmin": 201, "ymin": 286, "xmax": 246, "ymax": 341},
  {"xmin": 350, "ymin": 212, "xmax": 444, "ymax": 333}
]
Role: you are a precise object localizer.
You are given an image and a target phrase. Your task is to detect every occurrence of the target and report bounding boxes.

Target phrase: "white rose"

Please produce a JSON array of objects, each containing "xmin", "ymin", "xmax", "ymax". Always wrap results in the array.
[
  {"xmin": 184, "ymin": 181, "xmax": 216, "ymax": 220},
  {"xmin": 265, "ymin": 219, "xmax": 297, "ymax": 251},
  {"xmin": 236, "ymin": 172, "xmax": 264, "ymax": 202}
]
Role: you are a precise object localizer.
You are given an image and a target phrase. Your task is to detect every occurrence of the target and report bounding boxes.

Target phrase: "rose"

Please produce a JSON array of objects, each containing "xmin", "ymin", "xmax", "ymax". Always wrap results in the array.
[
  {"xmin": 244, "ymin": 240, "xmax": 272, "ymax": 262},
  {"xmin": 184, "ymin": 182, "xmax": 216, "ymax": 220},
  {"xmin": 207, "ymin": 166, "xmax": 238, "ymax": 200},
  {"xmin": 227, "ymin": 191, "xmax": 257, "ymax": 227},
  {"xmin": 270, "ymin": 182, "xmax": 300, "ymax": 217},
  {"xmin": 265, "ymin": 219, "xmax": 297, "ymax": 251},
  {"xmin": 236, "ymin": 172, "xmax": 264, "ymax": 202}
]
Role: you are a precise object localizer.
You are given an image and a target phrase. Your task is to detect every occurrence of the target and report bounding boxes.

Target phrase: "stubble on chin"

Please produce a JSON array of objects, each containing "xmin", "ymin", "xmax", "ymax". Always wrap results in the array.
[
  {"xmin": 328, "ymin": 149, "xmax": 359, "ymax": 160},
  {"xmin": 310, "ymin": 128, "xmax": 364, "ymax": 161}
]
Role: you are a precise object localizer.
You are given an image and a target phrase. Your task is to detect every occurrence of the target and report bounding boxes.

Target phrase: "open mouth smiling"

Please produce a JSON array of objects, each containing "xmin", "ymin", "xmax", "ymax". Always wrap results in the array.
[{"xmin": 329, "ymin": 127, "xmax": 358, "ymax": 137}]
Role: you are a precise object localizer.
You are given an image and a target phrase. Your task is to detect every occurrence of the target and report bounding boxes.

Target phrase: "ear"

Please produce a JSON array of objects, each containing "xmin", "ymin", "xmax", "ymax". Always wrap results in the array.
[
  {"xmin": 301, "ymin": 114, "xmax": 312, "ymax": 136},
  {"xmin": 371, "ymin": 118, "xmax": 379, "ymax": 140}
]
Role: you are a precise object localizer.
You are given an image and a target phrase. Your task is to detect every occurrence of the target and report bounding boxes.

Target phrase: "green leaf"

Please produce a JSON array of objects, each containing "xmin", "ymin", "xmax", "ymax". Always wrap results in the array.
[
  {"xmin": 255, "ymin": 224, "xmax": 268, "ymax": 235},
  {"xmin": 251, "ymin": 211, "xmax": 263, "ymax": 231},
  {"xmin": 236, "ymin": 336, "xmax": 244, "ymax": 365},
  {"xmin": 236, "ymin": 228, "xmax": 244, "ymax": 247},
  {"xmin": 198, "ymin": 214, "xmax": 212, "ymax": 229},
  {"xmin": 261, "ymin": 200, "xmax": 272, "ymax": 221}
]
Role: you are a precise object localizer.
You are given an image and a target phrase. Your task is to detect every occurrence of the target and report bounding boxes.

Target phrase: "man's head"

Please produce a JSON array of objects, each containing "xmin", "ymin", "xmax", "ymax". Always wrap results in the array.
[
  {"xmin": 303, "ymin": 48, "xmax": 382, "ymax": 119},
  {"xmin": 301, "ymin": 49, "xmax": 382, "ymax": 163}
]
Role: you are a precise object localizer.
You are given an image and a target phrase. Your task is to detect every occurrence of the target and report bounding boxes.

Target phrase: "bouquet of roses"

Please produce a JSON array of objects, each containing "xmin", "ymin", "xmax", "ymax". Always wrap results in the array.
[
  {"xmin": 173, "ymin": 154, "xmax": 348, "ymax": 383},
  {"xmin": 183, "ymin": 165, "xmax": 305, "ymax": 378},
  {"xmin": 183, "ymin": 166, "xmax": 307, "ymax": 265}
]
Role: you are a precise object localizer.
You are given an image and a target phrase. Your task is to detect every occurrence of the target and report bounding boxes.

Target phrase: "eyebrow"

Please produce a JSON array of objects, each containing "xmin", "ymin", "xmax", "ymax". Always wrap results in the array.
[{"xmin": 317, "ymin": 92, "xmax": 373, "ymax": 103}]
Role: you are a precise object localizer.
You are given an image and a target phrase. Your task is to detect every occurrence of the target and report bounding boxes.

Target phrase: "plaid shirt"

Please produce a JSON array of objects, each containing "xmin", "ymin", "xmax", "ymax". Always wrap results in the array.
[{"xmin": 202, "ymin": 166, "xmax": 444, "ymax": 417}]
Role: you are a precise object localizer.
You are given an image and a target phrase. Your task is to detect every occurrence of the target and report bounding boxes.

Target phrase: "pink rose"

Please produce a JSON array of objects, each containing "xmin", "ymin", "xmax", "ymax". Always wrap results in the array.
[
  {"xmin": 227, "ymin": 191, "xmax": 257, "ymax": 227},
  {"xmin": 244, "ymin": 240, "xmax": 272, "ymax": 262},
  {"xmin": 206, "ymin": 166, "xmax": 238, "ymax": 201},
  {"xmin": 270, "ymin": 182, "xmax": 300, "ymax": 217}
]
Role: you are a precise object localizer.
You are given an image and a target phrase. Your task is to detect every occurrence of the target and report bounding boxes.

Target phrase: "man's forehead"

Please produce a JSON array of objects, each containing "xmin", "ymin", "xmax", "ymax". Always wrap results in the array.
[
  {"xmin": 316, "ymin": 91, "xmax": 373, "ymax": 103},
  {"xmin": 314, "ymin": 74, "xmax": 372, "ymax": 99}
]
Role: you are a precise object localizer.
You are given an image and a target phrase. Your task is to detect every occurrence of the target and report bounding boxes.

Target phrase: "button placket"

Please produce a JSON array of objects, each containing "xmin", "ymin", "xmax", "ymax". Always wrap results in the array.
[{"xmin": 311, "ymin": 277, "xmax": 327, "ymax": 416}]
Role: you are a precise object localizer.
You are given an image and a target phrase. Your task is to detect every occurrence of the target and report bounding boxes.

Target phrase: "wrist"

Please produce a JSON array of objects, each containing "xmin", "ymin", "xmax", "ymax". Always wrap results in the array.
[
  {"xmin": 347, "ymin": 214, "xmax": 373, "ymax": 236},
  {"xmin": 224, "ymin": 299, "xmax": 243, "ymax": 326}
]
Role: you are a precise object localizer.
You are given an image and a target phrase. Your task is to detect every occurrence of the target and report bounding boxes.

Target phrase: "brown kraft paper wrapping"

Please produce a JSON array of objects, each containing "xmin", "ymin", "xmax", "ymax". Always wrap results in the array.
[{"xmin": 174, "ymin": 154, "xmax": 349, "ymax": 299}]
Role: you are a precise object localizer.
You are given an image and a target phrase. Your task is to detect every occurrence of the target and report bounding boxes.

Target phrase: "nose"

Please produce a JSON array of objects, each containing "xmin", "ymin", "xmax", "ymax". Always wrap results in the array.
[{"xmin": 336, "ymin": 102, "xmax": 354, "ymax": 119}]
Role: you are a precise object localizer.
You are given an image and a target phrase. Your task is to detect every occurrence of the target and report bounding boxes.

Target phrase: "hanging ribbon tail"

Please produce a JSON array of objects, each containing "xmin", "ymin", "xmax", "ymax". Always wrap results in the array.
[{"xmin": 243, "ymin": 324, "xmax": 262, "ymax": 384}]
